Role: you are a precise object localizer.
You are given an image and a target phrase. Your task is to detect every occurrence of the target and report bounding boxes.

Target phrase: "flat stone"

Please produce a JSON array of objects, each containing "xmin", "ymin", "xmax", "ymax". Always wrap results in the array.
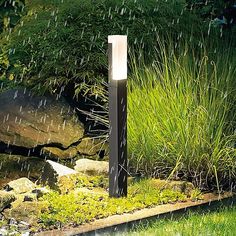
[
  {"xmin": 0, "ymin": 88, "xmax": 84, "ymax": 149},
  {"xmin": 40, "ymin": 160, "xmax": 77, "ymax": 189},
  {"xmin": 4, "ymin": 178, "xmax": 36, "ymax": 194},
  {"xmin": 0, "ymin": 191, "xmax": 15, "ymax": 211},
  {"xmin": 74, "ymin": 159, "xmax": 109, "ymax": 176},
  {"xmin": 41, "ymin": 146, "xmax": 78, "ymax": 160}
]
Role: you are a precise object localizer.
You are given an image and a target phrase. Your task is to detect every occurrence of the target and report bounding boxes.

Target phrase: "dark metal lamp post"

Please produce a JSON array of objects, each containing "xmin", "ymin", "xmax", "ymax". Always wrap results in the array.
[{"xmin": 108, "ymin": 35, "xmax": 128, "ymax": 198}]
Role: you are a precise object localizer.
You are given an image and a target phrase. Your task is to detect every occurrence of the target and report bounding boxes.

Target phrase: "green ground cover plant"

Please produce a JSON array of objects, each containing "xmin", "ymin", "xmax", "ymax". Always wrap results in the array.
[
  {"xmin": 124, "ymin": 206, "xmax": 236, "ymax": 236},
  {"xmin": 39, "ymin": 178, "xmax": 189, "ymax": 228}
]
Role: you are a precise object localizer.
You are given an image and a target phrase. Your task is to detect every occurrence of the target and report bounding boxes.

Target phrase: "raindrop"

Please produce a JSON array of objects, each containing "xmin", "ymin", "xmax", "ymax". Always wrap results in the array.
[{"xmin": 13, "ymin": 90, "xmax": 18, "ymax": 99}]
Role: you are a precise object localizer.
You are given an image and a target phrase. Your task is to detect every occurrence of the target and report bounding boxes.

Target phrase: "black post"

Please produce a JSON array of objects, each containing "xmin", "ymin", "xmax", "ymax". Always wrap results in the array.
[{"xmin": 108, "ymin": 36, "xmax": 127, "ymax": 197}]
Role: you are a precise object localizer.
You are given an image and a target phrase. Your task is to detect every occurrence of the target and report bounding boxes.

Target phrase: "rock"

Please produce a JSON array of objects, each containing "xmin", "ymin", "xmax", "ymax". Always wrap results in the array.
[
  {"xmin": 3, "ymin": 201, "xmax": 48, "ymax": 225},
  {"xmin": 0, "ymin": 191, "xmax": 15, "ymax": 211},
  {"xmin": 22, "ymin": 232, "xmax": 30, "ymax": 236},
  {"xmin": 40, "ymin": 160, "xmax": 77, "ymax": 189},
  {"xmin": 74, "ymin": 159, "xmax": 109, "ymax": 176},
  {"xmin": 41, "ymin": 146, "xmax": 78, "ymax": 160},
  {"xmin": 0, "ymin": 88, "xmax": 84, "ymax": 149},
  {"xmin": 0, "ymin": 154, "xmax": 45, "ymax": 188},
  {"xmin": 18, "ymin": 221, "xmax": 30, "ymax": 231},
  {"xmin": 4, "ymin": 178, "xmax": 36, "ymax": 194},
  {"xmin": 0, "ymin": 228, "xmax": 8, "ymax": 235},
  {"xmin": 8, "ymin": 218, "xmax": 18, "ymax": 226},
  {"xmin": 76, "ymin": 138, "xmax": 104, "ymax": 156},
  {"xmin": 150, "ymin": 179, "xmax": 195, "ymax": 196}
]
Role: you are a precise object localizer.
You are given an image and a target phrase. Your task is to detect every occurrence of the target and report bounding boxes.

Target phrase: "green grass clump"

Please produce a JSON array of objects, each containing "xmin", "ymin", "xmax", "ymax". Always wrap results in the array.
[
  {"xmin": 128, "ymin": 43, "xmax": 236, "ymax": 189},
  {"xmin": 124, "ymin": 206, "xmax": 236, "ymax": 236},
  {"xmin": 39, "ymin": 179, "xmax": 187, "ymax": 227}
]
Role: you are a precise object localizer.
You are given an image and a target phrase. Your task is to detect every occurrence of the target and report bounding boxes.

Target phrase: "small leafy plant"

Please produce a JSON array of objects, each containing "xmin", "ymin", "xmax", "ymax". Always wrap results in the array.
[{"xmin": 40, "ymin": 179, "xmax": 188, "ymax": 228}]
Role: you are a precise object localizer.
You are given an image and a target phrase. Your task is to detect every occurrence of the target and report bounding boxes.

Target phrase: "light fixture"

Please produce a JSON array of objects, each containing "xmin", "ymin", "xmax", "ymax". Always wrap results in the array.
[{"xmin": 108, "ymin": 35, "xmax": 127, "ymax": 197}]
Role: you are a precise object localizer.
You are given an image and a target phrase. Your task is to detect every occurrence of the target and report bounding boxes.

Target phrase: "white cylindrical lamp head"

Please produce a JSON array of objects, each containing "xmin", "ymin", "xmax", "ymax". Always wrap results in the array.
[{"xmin": 108, "ymin": 35, "xmax": 127, "ymax": 81}]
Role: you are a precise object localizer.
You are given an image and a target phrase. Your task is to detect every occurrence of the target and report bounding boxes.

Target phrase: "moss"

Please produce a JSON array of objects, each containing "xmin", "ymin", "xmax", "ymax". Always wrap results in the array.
[
  {"xmin": 58, "ymin": 174, "xmax": 108, "ymax": 194},
  {"xmin": 39, "ymin": 179, "xmax": 191, "ymax": 228},
  {"xmin": 190, "ymin": 188, "xmax": 203, "ymax": 201}
]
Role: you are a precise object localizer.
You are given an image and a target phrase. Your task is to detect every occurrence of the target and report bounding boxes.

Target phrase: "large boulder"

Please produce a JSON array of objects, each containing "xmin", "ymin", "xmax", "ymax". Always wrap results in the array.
[
  {"xmin": 74, "ymin": 159, "xmax": 109, "ymax": 176},
  {"xmin": 0, "ymin": 89, "xmax": 84, "ymax": 149}
]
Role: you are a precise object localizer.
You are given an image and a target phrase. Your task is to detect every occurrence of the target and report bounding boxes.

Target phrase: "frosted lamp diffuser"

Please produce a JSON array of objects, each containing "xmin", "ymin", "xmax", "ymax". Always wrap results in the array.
[{"xmin": 108, "ymin": 35, "xmax": 127, "ymax": 80}]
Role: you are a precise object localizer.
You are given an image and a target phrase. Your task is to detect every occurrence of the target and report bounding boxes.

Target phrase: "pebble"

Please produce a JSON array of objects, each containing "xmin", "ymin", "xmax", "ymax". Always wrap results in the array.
[
  {"xmin": 0, "ymin": 228, "xmax": 8, "ymax": 236},
  {"xmin": 18, "ymin": 221, "xmax": 30, "ymax": 231},
  {"xmin": 0, "ymin": 218, "xmax": 31, "ymax": 236}
]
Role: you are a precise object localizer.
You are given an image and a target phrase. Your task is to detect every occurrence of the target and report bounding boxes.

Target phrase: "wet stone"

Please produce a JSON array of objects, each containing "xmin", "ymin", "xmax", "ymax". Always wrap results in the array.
[
  {"xmin": 4, "ymin": 178, "xmax": 36, "ymax": 194},
  {"xmin": 74, "ymin": 159, "xmax": 109, "ymax": 176},
  {"xmin": 0, "ymin": 88, "xmax": 84, "ymax": 149},
  {"xmin": 41, "ymin": 146, "xmax": 78, "ymax": 160},
  {"xmin": 18, "ymin": 221, "xmax": 30, "ymax": 231},
  {"xmin": 40, "ymin": 160, "xmax": 77, "ymax": 189}
]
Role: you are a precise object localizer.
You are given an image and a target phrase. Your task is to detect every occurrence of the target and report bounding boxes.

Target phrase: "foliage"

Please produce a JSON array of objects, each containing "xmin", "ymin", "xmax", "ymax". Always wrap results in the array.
[
  {"xmin": 127, "ymin": 41, "xmax": 236, "ymax": 190},
  {"xmin": 125, "ymin": 206, "xmax": 236, "ymax": 236},
  {"xmin": 0, "ymin": 0, "xmax": 26, "ymax": 91},
  {"xmin": 85, "ymin": 38, "xmax": 236, "ymax": 190},
  {"xmin": 0, "ymin": 0, "xmax": 202, "ymax": 96},
  {"xmin": 40, "ymin": 179, "xmax": 188, "ymax": 227},
  {"xmin": 185, "ymin": 0, "xmax": 232, "ymax": 18},
  {"xmin": 57, "ymin": 174, "xmax": 108, "ymax": 194},
  {"xmin": 0, "ymin": 0, "xmax": 25, "ymax": 33}
]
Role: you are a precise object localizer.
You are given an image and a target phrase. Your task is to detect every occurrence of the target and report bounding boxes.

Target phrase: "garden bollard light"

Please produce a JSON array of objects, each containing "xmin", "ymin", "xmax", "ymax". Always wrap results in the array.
[{"xmin": 108, "ymin": 35, "xmax": 127, "ymax": 197}]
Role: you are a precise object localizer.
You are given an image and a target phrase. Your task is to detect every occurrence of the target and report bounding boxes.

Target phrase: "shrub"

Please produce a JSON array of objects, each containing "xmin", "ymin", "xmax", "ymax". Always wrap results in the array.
[{"xmin": 0, "ymin": 0, "xmax": 202, "ymax": 96}]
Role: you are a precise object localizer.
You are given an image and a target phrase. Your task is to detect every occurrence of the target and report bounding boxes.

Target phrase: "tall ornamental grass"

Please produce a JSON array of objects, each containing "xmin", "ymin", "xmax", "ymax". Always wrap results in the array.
[{"xmin": 128, "ymin": 44, "xmax": 236, "ymax": 190}]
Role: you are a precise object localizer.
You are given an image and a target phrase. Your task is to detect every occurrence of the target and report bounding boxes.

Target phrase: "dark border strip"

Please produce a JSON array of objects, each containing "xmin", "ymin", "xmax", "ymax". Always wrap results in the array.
[{"xmin": 37, "ymin": 192, "xmax": 236, "ymax": 236}]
